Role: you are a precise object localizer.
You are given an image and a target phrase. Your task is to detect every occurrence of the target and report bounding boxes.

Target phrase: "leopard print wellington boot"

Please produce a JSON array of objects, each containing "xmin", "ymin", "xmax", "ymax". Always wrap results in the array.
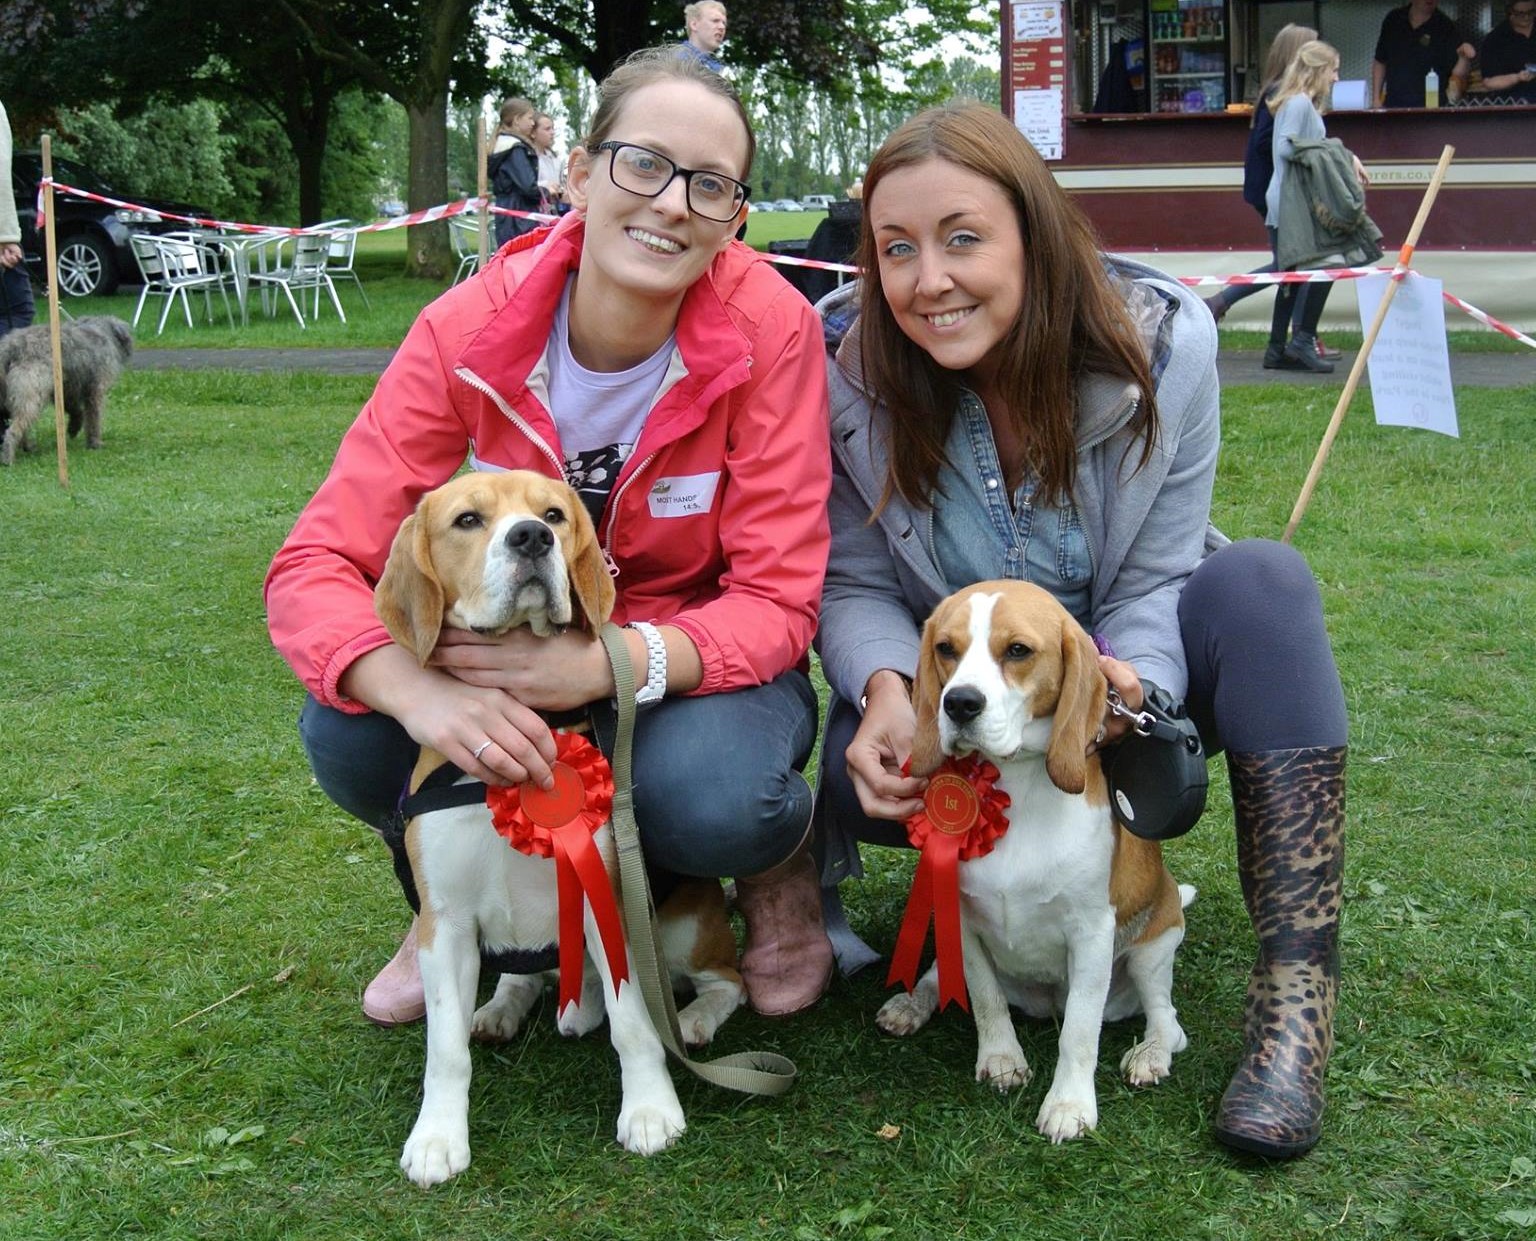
[{"xmin": 1214, "ymin": 746, "xmax": 1346, "ymax": 1159}]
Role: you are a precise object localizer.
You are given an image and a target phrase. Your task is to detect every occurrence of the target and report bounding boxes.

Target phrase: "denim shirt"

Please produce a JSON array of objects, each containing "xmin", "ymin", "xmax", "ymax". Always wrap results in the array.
[{"xmin": 930, "ymin": 391, "xmax": 1093, "ymax": 627}]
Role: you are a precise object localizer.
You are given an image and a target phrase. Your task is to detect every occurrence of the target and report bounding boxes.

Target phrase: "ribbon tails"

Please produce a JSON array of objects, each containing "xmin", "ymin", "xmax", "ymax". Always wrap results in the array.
[
  {"xmin": 886, "ymin": 755, "xmax": 1012, "ymax": 1014},
  {"xmin": 486, "ymin": 733, "xmax": 628, "ymax": 1016}
]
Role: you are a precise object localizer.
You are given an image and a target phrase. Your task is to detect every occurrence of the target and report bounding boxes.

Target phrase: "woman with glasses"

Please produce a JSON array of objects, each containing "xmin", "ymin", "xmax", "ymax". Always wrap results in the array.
[{"xmin": 267, "ymin": 48, "xmax": 834, "ymax": 1027}]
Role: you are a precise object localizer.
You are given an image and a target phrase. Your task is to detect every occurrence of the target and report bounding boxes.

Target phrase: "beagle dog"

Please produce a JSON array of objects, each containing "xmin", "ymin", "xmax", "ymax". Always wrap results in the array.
[
  {"xmin": 374, "ymin": 470, "xmax": 743, "ymax": 1187},
  {"xmin": 877, "ymin": 581, "xmax": 1194, "ymax": 1144}
]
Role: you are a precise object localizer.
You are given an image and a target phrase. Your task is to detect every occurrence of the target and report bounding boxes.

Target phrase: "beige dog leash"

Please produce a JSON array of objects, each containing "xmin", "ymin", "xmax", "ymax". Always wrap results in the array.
[{"xmin": 599, "ymin": 623, "xmax": 797, "ymax": 1097}]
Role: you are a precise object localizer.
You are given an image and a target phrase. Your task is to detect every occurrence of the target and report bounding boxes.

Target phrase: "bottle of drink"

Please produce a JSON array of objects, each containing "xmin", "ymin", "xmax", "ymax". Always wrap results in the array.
[{"xmin": 1424, "ymin": 68, "xmax": 1440, "ymax": 107}]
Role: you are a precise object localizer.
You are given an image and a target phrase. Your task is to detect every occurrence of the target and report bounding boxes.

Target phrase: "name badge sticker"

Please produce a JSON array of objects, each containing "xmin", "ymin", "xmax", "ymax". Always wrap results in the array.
[{"xmin": 646, "ymin": 472, "xmax": 721, "ymax": 518}]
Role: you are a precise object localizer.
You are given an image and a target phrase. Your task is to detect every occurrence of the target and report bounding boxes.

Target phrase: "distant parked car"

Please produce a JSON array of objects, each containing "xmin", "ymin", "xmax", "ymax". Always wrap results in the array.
[
  {"xmin": 800, "ymin": 195, "xmax": 835, "ymax": 210},
  {"xmin": 765, "ymin": 199, "xmax": 803, "ymax": 212},
  {"xmin": 378, "ymin": 199, "xmax": 407, "ymax": 218},
  {"xmin": 11, "ymin": 152, "xmax": 212, "ymax": 297}
]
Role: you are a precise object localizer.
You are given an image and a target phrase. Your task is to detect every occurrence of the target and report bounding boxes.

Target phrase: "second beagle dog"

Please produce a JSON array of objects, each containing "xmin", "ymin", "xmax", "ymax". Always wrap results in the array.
[{"xmin": 878, "ymin": 580, "xmax": 1194, "ymax": 1143}]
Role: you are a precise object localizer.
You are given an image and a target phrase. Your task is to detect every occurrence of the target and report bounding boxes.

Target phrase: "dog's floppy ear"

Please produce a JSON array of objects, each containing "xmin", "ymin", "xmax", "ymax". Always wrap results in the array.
[
  {"xmin": 1046, "ymin": 620, "xmax": 1107, "ymax": 794},
  {"xmin": 375, "ymin": 508, "xmax": 445, "ymax": 665},
  {"xmin": 565, "ymin": 501, "xmax": 615, "ymax": 632},
  {"xmin": 908, "ymin": 611, "xmax": 946, "ymax": 778}
]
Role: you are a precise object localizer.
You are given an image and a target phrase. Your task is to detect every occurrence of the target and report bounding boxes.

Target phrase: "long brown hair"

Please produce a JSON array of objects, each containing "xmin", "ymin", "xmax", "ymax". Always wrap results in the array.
[
  {"xmin": 1261, "ymin": 23, "xmax": 1319, "ymax": 96},
  {"xmin": 856, "ymin": 105, "xmax": 1158, "ymax": 510}
]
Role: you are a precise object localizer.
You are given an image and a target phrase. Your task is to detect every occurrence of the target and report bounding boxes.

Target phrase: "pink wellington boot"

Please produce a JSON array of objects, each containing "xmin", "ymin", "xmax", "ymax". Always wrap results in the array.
[
  {"xmin": 735, "ymin": 843, "xmax": 834, "ymax": 1017},
  {"xmin": 362, "ymin": 917, "xmax": 426, "ymax": 1027}
]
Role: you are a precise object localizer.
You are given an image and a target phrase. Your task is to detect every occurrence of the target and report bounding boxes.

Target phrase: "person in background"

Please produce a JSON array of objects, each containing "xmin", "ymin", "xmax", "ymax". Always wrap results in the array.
[
  {"xmin": 679, "ymin": 1, "xmax": 728, "ymax": 73},
  {"xmin": 532, "ymin": 111, "xmax": 566, "ymax": 212},
  {"xmin": 1462, "ymin": 0, "xmax": 1536, "ymax": 102},
  {"xmin": 1266, "ymin": 41, "xmax": 1367, "ymax": 373},
  {"xmin": 487, "ymin": 97, "xmax": 541, "ymax": 245},
  {"xmin": 1204, "ymin": 24, "xmax": 1340, "ymax": 366},
  {"xmin": 266, "ymin": 48, "xmax": 835, "ymax": 1029},
  {"xmin": 1372, "ymin": 0, "xmax": 1476, "ymax": 107},
  {"xmin": 0, "ymin": 100, "xmax": 36, "ymax": 338},
  {"xmin": 816, "ymin": 102, "xmax": 1348, "ymax": 1159}
]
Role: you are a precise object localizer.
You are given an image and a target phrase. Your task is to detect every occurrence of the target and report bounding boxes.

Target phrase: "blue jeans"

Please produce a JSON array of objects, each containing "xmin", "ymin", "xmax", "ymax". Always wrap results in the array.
[{"xmin": 299, "ymin": 668, "xmax": 818, "ymax": 883}]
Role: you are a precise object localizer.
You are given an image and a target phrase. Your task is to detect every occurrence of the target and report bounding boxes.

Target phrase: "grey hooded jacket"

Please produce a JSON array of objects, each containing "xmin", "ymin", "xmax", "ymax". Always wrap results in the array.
[{"xmin": 815, "ymin": 256, "xmax": 1223, "ymax": 709}]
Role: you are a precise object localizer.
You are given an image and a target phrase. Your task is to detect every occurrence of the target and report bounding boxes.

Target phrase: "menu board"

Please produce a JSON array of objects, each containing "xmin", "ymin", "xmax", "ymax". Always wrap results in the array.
[{"xmin": 1009, "ymin": 1, "xmax": 1066, "ymax": 159}]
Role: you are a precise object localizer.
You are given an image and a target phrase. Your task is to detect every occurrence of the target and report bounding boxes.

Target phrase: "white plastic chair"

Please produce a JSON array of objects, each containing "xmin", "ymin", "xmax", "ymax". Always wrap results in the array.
[
  {"xmin": 318, "ymin": 220, "xmax": 370, "ymax": 311},
  {"xmin": 449, "ymin": 217, "xmax": 484, "ymax": 285},
  {"xmin": 129, "ymin": 233, "xmax": 234, "ymax": 335},
  {"xmin": 246, "ymin": 232, "xmax": 346, "ymax": 327}
]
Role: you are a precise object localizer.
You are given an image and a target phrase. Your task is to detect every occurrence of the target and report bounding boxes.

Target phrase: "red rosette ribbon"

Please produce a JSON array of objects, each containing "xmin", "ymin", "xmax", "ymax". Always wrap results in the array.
[
  {"xmin": 485, "ymin": 732, "xmax": 626, "ymax": 1016},
  {"xmin": 886, "ymin": 754, "xmax": 1011, "ymax": 1014}
]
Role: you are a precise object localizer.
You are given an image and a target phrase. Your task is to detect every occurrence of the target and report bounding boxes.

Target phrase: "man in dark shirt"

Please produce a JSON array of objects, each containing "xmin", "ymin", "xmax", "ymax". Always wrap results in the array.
[
  {"xmin": 1470, "ymin": 0, "xmax": 1536, "ymax": 101},
  {"xmin": 1372, "ymin": 0, "xmax": 1476, "ymax": 105}
]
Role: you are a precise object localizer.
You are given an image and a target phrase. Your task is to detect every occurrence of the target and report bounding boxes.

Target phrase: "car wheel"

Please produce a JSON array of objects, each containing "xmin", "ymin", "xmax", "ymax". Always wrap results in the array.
[{"xmin": 55, "ymin": 232, "xmax": 119, "ymax": 297}]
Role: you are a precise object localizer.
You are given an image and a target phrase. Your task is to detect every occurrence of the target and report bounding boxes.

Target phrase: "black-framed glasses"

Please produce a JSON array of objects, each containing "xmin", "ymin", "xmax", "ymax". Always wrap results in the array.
[{"xmin": 593, "ymin": 141, "xmax": 750, "ymax": 223}]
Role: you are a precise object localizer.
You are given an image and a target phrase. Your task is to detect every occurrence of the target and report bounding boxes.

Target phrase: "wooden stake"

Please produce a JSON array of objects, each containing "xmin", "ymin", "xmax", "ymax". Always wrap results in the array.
[
  {"xmin": 477, "ymin": 114, "xmax": 492, "ymax": 268},
  {"xmin": 1282, "ymin": 144, "xmax": 1456, "ymax": 543},
  {"xmin": 41, "ymin": 136, "xmax": 69, "ymax": 488}
]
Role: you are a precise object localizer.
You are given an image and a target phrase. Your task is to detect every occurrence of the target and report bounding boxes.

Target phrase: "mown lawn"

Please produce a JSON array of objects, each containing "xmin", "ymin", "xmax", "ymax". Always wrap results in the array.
[{"xmin": 1, "ymin": 368, "xmax": 1532, "ymax": 1240}]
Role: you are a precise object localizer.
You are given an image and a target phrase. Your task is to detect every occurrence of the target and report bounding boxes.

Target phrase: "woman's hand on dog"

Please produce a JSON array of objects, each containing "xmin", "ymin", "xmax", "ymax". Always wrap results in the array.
[
  {"xmin": 341, "ymin": 644, "xmax": 559, "ymax": 789},
  {"xmin": 430, "ymin": 625, "xmax": 619, "ymax": 708},
  {"xmin": 1092, "ymin": 656, "xmax": 1145, "ymax": 753},
  {"xmin": 846, "ymin": 670, "xmax": 928, "ymax": 822}
]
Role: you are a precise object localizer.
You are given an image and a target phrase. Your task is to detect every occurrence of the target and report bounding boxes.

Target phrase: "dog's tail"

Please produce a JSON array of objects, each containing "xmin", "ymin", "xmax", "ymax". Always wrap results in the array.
[{"xmin": 1177, "ymin": 883, "xmax": 1197, "ymax": 909}]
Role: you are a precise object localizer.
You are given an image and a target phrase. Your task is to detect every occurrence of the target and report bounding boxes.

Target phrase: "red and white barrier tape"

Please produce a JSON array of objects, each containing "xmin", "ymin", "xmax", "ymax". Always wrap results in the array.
[{"xmin": 36, "ymin": 179, "xmax": 1532, "ymax": 348}]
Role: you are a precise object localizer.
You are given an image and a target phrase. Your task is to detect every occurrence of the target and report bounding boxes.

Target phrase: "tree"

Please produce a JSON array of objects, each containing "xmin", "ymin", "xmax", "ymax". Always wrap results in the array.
[
  {"xmin": 0, "ymin": 0, "xmax": 369, "ymax": 227},
  {"xmin": 277, "ymin": 0, "xmax": 492, "ymax": 278},
  {"xmin": 494, "ymin": 1, "xmax": 993, "ymax": 91}
]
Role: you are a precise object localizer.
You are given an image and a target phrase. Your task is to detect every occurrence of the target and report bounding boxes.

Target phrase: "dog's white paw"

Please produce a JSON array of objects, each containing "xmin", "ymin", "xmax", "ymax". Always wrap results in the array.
[
  {"xmin": 1120, "ymin": 1037, "xmax": 1174, "ymax": 1086},
  {"xmin": 471, "ymin": 973, "xmax": 543, "ymax": 1042},
  {"xmin": 556, "ymin": 995, "xmax": 607, "ymax": 1038},
  {"xmin": 1035, "ymin": 1090, "xmax": 1098, "ymax": 1144},
  {"xmin": 615, "ymin": 1101, "xmax": 686, "ymax": 1156},
  {"xmin": 675, "ymin": 982, "xmax": 743, "ymax": 1049},
  {"xmin": 876, "ymin": 991, "xmax": 932, "ymax": 1037},
  {"xmin": 976, "ymin": 1051, "xmax": 1033, "ymax": 1093},
  {"xmin": 400, "ymin": 1121, "xmax": 470, "ymax": 1187}
]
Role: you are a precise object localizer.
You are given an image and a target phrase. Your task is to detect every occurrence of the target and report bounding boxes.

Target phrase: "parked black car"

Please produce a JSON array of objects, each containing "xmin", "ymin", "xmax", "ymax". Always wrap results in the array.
[{"xmin": 11, "ymin": 152, "xmax": 212, "ymax": 297}]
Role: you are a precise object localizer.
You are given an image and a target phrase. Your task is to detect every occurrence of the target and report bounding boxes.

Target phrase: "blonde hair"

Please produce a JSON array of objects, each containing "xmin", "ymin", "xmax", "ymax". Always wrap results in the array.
[
  {"xmin": 685, "ymin": 2, "xmax": 726, "ymax": 23},
  {"xmin": 1270, "ymin": 41, "xmax": 1339, "ymax": 113}
]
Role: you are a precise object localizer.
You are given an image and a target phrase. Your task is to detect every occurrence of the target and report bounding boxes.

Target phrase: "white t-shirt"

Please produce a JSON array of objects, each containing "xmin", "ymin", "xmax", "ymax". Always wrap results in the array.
[{"xmin": 547, "ymin": 275, "xmax": 676, "ymax": 526}]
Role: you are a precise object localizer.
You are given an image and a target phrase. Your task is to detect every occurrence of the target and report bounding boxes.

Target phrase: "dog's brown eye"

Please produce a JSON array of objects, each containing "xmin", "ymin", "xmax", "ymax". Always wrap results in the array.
[
  {"xmin": 935, "ymin": 640, "xmax": 957, "ymax": 661},
  {"xmin": 542, "ymin": 507, "xmax": 566, "ymax": 525},
  {"xmin": 1005, "ymin": 642, "xmax": 1032, "ymax": 660},
  {"xmin": 453, "ymin": 511, "xmax": 483, "ymax": 530}
]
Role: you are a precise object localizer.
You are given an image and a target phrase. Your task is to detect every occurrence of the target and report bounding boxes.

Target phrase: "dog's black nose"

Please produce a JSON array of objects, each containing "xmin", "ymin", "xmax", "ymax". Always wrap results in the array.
[
  {"xmin": 505, "ymin": 519, "xmax": 555, "ymax": 559},
  {"xmin": 943, "ymin": 686, "xmax": 985, "ymax": 724}
]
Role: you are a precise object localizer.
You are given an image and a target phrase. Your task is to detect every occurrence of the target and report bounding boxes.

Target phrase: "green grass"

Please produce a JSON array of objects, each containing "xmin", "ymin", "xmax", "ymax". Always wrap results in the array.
[{"xmin": 2, "ymin": 369, "xmax": 1534, "ymax": 1239}]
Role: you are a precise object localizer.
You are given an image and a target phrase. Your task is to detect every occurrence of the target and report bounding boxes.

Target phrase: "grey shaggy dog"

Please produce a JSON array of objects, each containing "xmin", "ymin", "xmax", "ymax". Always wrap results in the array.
[{"xmin": 0, "ymin": 316, "xmax": 134, "ymax": 466}]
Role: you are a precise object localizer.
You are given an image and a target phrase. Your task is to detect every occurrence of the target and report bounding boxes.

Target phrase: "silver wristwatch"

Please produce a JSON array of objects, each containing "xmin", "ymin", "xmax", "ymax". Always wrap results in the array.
[{"xmin": 628, "ymin": 621, "xmax": 667, "ymax": 706}]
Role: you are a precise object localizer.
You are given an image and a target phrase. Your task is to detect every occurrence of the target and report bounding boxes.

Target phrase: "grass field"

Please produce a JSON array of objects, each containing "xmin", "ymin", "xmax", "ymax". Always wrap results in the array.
[{"xmin": 2, "ymin": 355, "xmax": 1533, "ymax": 1237}]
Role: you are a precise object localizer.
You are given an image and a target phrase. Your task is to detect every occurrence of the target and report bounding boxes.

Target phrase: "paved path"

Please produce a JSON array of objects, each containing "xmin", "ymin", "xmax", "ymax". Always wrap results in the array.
[{"xmin": 134, "ymin": 346, "xmax": 1533, "ymax": 388}]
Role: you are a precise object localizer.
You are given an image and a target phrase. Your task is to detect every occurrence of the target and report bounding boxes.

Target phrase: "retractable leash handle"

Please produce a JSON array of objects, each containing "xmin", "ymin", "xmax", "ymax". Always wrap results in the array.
[
  {"xmin": 598, "ymin": 624, "xmax": 797, "ymax": 1097},
  {"xmin": 1102, "ymin": 680, "xmax": 1209, "ymax": 842}
]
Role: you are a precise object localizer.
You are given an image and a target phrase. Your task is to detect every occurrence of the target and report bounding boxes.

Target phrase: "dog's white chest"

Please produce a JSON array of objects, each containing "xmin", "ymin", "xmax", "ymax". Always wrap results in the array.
[
  {"xmin": 958, "ymin": 767, "xmax": 1114, "ymax": 986},
  {"xmin": 415, "ymin": 799, "xmax": 579, "ymax": 950}
]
